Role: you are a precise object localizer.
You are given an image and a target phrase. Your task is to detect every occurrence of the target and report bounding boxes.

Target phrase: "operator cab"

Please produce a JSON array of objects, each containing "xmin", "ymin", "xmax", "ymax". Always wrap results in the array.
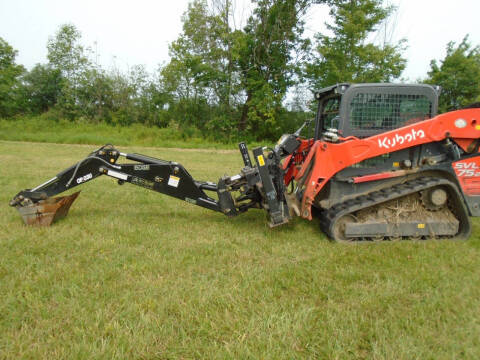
[{"xmin": 314, "ymin": 83, "xmax": 440, "ymax": 140}]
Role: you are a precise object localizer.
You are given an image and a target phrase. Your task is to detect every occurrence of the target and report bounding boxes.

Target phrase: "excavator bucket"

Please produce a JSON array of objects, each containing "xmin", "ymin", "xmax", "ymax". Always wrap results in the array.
[{"xmin": 15, "ymin": 192, "xmax": 80, "ymax": 226}]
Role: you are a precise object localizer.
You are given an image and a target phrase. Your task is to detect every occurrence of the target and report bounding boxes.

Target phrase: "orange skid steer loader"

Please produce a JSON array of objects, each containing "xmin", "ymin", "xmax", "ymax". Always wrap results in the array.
[{"xmin": 10, "ymin": 83, "xmax": 480, "ymax": 242}]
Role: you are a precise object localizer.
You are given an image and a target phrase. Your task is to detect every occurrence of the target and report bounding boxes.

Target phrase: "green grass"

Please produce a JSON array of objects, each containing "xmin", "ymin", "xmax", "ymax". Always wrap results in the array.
[
  {"xmin": 1, "ymin": 140, "xmax": 480, "ymax": 359},
  {"xmin": 0, "ymin": 117, "xmax": 266, "ymax": 150}
]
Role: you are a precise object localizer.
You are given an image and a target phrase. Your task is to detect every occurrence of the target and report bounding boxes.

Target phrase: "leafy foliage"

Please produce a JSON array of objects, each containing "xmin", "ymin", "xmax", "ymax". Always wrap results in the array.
[
  {"xmin": 20, "ymin": 64, "xmax": 62, "ymax": 114},
  {"xmin": 160, "ymin": 0, "xmax": 317, "ymax": 140},
  {"xmin": 46, "ymin": 24, "xmax": 91, "ymax": 119},
  {"xmin": 160, "ymin": 0, "xmax": 241, "ymax": 135},
  {"xmin": 426, "ymin": 35, "xmax": 480, "ymax": 112},
  {"xmin": 306, "ymin": 0, "xmax": 406, "ymax": 89},
  {"xmin": 237, "ymin": 0, "xmax": 314, "ymax": 139},
  {"xmin": 0, "ymin": 37, "xmax": 25, "ymax": 117}
]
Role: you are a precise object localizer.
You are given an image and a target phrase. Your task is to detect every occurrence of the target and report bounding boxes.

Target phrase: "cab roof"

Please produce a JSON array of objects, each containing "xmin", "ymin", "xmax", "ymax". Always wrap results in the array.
[{"xmin": 314, "ymin": 83, "xmax": 441, "ymax": 101}]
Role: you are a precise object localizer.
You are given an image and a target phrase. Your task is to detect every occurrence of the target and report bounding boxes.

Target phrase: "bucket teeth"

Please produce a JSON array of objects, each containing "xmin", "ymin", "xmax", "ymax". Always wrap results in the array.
[{"xmin": 15, "ymin": 192, "xmax": 80, "ymax": 226}]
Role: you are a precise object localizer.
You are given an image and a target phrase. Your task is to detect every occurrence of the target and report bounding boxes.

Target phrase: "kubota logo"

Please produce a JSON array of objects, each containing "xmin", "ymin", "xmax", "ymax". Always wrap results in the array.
[{"xmin": 378, "ymin": 129, "xmax": 425, "ymax": 149}]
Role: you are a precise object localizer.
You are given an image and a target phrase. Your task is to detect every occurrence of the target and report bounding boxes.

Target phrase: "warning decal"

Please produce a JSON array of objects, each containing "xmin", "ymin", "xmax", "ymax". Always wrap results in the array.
[
  {"xmin": 168, "ymin": 175, "xmax": 180, "ymax": 188},
  {"xmin": 257, "ymin": 155, "xmax": 265, "ymax": 167}
]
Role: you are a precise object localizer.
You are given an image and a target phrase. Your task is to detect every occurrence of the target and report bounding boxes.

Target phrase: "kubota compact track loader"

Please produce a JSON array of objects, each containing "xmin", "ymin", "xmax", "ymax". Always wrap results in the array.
[{"xmin": 10, "ymin": 83, "xmax": 480, "ymax": 241}]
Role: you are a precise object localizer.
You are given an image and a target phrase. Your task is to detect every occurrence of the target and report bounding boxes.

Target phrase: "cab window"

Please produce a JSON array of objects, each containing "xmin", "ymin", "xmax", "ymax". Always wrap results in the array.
[
  {"xmin": 321, "ymin": 96, "xmax": 341, "ymax": 129},
  {"xmin": 349, "ymin": 93, "xmax": 432, "ymax": 130}
]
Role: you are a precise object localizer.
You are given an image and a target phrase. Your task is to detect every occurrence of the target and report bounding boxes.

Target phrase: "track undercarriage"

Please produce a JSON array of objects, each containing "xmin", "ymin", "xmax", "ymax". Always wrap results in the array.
[{"xmin": 319, "ymin": 177, "xmax": 471, "ymax": 242}]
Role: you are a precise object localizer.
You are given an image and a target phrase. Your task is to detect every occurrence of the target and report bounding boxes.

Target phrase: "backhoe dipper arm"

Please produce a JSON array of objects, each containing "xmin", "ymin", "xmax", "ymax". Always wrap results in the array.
[{"xmin": 10, "ymin": 144, "xmax": 121, "ymax": 206}]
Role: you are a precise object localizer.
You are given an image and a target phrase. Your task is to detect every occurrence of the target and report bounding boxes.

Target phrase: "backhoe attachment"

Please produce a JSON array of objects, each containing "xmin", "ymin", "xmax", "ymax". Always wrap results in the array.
[{"xmin": 10, "ymin": 143, "xmax": 293, "ymax": 227}]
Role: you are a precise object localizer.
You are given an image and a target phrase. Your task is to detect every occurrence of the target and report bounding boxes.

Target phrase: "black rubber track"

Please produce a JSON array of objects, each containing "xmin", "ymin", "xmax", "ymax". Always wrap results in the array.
[{"xmin": 319, "ymin": 177, "xmax": 471, "ymax": 242}]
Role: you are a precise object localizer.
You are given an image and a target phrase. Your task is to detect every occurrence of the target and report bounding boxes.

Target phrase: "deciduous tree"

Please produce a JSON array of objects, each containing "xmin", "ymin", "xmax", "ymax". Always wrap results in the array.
[
  {"xmin": 0, "ymin": 37, "xmax": 24, "ymax": 117},
  {"xmin": 306, "ymin": 0, "xmax": 406, "ymax": 89},
  {"xmin": 47, "ymin": 24, "xmax": 90, "ymax": 118},
  {"xmin": 237, "ymin": 0, "xmax": 313, "ymax": 138},
  {"xmin": 160, "ymin": 0, "xmax": 243, "ymax": 134},
  {"xmin": 21, "ymin": 64, "xmax": 62, "ymax": 113},
  {"xmin": 426, "ymin": 35, "xmax": 480, "ymax": 112}
]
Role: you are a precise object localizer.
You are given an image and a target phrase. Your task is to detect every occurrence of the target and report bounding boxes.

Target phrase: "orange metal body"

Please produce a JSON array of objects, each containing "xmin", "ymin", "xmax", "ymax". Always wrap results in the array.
[{"xmin": 283, "ymin": 109, "xmax": 480, "ymax": 219}]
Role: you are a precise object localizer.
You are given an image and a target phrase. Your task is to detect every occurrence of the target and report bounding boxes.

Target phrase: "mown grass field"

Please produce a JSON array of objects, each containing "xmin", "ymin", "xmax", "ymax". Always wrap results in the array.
[{"xmin": 1, "ymin": 140, "xmax": 480, "ymax": 359}]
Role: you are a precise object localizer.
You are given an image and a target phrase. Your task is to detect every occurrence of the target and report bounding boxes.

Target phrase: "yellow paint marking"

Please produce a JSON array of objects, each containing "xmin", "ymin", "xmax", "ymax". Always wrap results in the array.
[{"xmin": 257, "ymin": 155, "xmax": 265, "ymax": 166}]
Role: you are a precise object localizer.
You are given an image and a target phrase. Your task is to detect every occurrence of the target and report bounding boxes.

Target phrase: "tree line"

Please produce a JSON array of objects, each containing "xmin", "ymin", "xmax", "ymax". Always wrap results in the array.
[{"xmin": 1, "ymin": 0, "xmax": 480, "ymax": 141}]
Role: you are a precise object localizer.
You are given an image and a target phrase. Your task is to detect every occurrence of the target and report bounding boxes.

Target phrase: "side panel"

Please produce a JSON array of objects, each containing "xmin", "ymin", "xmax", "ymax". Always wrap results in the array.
[
  {"xmin": 453, "ymin": 156, "xmax": 480, "ymax": 195},
  {"xmin": 452, "ymin": 156, "xmax": 480, "ymax": 216}
]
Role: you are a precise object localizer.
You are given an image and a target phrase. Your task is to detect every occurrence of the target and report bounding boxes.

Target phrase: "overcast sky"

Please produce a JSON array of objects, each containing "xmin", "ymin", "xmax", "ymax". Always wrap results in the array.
[{"xmin": 1, "ymin": 0, "xmax": 479, "ymax": 82}]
